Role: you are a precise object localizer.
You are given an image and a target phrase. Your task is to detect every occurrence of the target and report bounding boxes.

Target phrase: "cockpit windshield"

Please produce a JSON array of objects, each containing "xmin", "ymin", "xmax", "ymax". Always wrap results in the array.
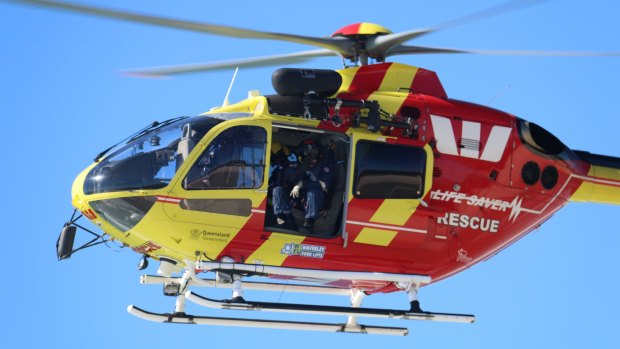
[{"xmin": 84, "ymin": 116, "xmax": 222, "ymax": 195}]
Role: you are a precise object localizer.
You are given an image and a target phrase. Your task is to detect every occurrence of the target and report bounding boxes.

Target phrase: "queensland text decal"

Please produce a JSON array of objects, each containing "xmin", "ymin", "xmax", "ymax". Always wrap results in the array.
[
  {"xmin": 281, "ymin": 243, "xmax": 326, "ymax": 259},
  {"xmin": 430, "ymin": 115, "xmax": 511, "ymax": 162},
  {"xmin": 190, "ymin": 229, "xmax": 231, "ymax": 242}
]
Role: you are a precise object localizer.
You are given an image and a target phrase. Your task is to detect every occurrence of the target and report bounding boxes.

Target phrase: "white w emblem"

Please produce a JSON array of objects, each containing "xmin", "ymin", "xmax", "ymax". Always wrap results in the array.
[{"xmin": 430, "ymin": 115, "xmax": 511, "ymax": 163}]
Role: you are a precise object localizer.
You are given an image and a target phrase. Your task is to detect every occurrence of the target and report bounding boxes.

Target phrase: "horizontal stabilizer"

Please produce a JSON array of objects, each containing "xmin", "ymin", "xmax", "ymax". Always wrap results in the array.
[{"xmin": 571, "ymin": 151, "xmax": 620, "ymax": 205}]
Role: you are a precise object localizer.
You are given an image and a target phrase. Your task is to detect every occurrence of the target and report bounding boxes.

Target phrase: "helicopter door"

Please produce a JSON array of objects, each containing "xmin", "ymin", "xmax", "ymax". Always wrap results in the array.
[
  {"xmin": 345, "ymin": 133, "xmax": 433, "ymax": 248},
  {"xmin": 163, "ymin": 119, "xmax": 271, "ymax": 242},
  {"xmin": 264, "ymin": 125, "xmax": 350, "ymax": 237}
]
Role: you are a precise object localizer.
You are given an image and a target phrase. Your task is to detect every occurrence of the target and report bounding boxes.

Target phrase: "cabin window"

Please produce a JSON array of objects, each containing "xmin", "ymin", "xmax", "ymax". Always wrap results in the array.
[
  {"xmin": 353, "ymin": 140, "xmax": 426, "ymax": 198},
  {"xmin": 183, "ymin": 126, "xmax": 267, "ymax": 189}
]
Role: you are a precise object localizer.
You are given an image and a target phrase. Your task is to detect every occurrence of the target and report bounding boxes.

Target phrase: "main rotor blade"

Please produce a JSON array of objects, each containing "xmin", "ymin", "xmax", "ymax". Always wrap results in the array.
[
  {"xmin": 124, "ymin": 49, "xmax": 338, "ymax": 77},
  {"xmin": 6, "ymin": 0, "xmax": 355, "ymax": 55},
  {"xmin": 367, "ymin": 0, "xmax": 546, "ymax": 58},
  {"xmin": 387, "ymin": 45, "xmax": 620, "ymax": 57},
  {"xmin": 430, "ymin": 0, "xmax": 546, "ymax": 33}
]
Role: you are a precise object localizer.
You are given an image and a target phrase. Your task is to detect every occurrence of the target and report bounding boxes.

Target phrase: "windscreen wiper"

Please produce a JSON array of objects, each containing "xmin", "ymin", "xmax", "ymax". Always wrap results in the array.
[{"xmin": 93, "ymin": 116, "xmax": 188, "ymax": 162}]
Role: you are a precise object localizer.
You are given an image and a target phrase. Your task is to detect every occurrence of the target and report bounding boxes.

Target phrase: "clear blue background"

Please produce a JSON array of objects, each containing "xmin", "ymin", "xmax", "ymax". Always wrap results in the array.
[{"xmin": 1, "ymin": 0, "xmax": 619, "ymax": 347}]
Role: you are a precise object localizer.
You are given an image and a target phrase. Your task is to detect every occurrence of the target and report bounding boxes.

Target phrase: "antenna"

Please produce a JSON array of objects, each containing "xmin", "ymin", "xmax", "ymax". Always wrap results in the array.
[
  {"xmin": 222, "ymin": 67, "xmax": 239, "ymax": 107},
  {"xmin": 487, "ymin": 84, "xmax": 511, "ymax": 106}
]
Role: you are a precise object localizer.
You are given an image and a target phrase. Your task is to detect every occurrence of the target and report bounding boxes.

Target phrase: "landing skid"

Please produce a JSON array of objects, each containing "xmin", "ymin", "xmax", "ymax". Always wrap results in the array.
[
  {"xmin": 128, "ymin": 305, "xmax": 410, "ymax": 335},
  {"xmin": 127, "ymin": 260, "xmax": 475, "ymax": 335},
  {"xmin": 186, "ymin": 291, "xmax": 475, "ymax": 323}
]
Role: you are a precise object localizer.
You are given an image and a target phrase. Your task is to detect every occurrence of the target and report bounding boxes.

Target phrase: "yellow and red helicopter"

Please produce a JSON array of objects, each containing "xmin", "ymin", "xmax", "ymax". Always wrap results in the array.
[{"xmin": 10, "ymin": 0, "xmax": 620, "ymax": 335}]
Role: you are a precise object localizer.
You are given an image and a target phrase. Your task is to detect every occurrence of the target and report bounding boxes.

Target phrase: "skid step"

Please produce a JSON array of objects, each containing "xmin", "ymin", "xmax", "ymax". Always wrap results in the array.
[
  {"xmin": 186, "ymin": 291, "xmax": 475, "ymax": 323},
  {"xmin": 128, "ymin": 305, "xmax": 409, "ymax": 335}
]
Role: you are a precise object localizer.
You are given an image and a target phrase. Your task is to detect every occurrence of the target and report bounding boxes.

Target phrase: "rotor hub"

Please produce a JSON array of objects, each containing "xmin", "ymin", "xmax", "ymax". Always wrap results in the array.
[{"xmin": 332, "ymin": 23, "xmax": 393, "ymax": 37}]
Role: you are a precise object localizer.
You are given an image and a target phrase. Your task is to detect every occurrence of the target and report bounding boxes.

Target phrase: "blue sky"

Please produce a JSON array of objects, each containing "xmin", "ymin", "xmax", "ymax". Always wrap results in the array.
[{"xmin": 1, "ymin": 0, "xmax": 619, "ymax": 347}]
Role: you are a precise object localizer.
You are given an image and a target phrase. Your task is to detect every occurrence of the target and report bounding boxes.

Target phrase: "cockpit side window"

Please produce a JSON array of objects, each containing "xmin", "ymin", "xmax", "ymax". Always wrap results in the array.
[
  {"xmin": 83, "ymin": 116, "xmax": 221, "ymax": 195},
  {"xmin": 183, "ymin": 126, "xmax": 267, "ymax": 190}
]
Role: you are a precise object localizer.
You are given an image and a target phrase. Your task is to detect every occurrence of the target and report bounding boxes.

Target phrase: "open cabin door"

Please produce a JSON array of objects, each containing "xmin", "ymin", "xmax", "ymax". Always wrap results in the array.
[{"xmin": 263, "ymin": 124, "xmax": 350, "ymax": 238}]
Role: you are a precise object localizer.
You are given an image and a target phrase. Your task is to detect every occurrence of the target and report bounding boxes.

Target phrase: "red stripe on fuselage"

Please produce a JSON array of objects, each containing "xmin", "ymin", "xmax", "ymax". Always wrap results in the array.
[
  {"xmin": 342, "ymin": 63, "xmax": 392, "ymax": 98},
  {"xmin": 411, "ymin": 68, "xmax": 447, "ymax": 98},
  {"xmin": 215, "ymin": 198, "xmax": 268, "ymax": 260}
]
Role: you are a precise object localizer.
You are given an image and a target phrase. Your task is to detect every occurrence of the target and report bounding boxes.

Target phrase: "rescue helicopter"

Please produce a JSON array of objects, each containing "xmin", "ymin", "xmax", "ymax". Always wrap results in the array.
[{"xmin": 9, "ymin": 0, "xmax": 620, "ymax": 336}]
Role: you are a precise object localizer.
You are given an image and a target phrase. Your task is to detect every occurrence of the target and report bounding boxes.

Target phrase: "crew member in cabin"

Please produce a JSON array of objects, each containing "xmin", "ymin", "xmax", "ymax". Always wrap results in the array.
[
  {"xmin": 270, "ymin": 143, "xmax": 299, "ymax": 228},
  {"xmin": 290, "ymin": 139, "xmax": 334, "ymax": 234}
]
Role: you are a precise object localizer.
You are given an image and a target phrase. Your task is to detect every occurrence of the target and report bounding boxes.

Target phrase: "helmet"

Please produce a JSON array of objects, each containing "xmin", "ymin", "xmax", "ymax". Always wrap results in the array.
[
  {"xmin": 302, "ymin": 139, "xmax": 319, "ymax": 157},
  {"xmin": 271, "ymin": 142, "xmax": 290, "ymax": 155},
  {"xmin": 271, "ymin": 142, "xmax": 283, "ymax": 154}
]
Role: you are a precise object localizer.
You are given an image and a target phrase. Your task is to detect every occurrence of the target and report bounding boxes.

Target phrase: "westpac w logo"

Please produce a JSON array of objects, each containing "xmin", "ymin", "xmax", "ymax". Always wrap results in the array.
[{"xmin": 430, "ymin": 115, "xmax": 511, "ymax": 163}]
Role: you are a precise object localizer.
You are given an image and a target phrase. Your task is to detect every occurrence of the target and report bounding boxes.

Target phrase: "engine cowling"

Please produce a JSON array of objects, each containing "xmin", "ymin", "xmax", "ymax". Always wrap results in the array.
[{"xmin": 272, "ymin": 68, "xmax": 342, "ymax": 97}]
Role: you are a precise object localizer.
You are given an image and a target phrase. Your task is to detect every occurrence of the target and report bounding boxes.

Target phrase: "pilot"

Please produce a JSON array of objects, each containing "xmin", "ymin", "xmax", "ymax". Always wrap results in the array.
[{"xmin": 290, "ymin": 140, "xmax": 334, "ymax": 234}]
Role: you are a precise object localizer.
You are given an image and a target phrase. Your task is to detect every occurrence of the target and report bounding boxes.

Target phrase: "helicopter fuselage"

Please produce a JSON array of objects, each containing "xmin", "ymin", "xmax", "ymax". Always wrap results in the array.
[{"xmin": 69, "ymin": 63, "xmax": 620, "ymax": 293}]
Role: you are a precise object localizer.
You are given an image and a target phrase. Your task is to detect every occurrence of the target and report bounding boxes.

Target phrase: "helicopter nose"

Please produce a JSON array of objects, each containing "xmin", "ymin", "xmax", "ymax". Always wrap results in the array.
[
  {"xmin": 71, "ymin": 165, "xmax": 93, "ymax": 213},
  {"xmin": 87, "ymin": 196, "xmax": 157, "ymax": 232},
  {"xmin": 570, "ymin": 152, "xmax": 620, "ymax": 205},
  {"xmin": 69, "ymin": 164, "xmax": 157, "ymax": 232}
]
